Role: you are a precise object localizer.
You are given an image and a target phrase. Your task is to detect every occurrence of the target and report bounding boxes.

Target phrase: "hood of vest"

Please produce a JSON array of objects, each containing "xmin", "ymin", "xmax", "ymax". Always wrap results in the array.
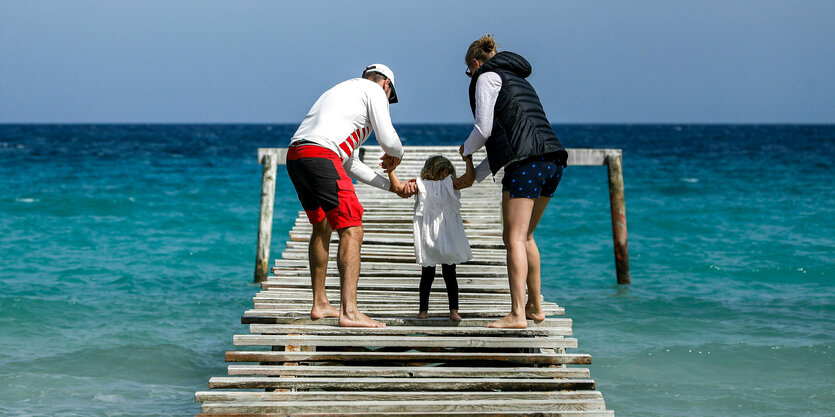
[{"xmin": 474, "ymin": 51, "xmax": 532, "ymax": 80}]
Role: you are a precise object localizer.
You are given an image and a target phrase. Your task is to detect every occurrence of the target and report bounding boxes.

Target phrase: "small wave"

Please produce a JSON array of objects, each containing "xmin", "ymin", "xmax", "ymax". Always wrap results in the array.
[
  {"xmin": 15, "ymin": 197, "xmax": 38, "ymax": 203},
  {"xmin": 93, "ymin": 393, "xmax": 123, "ymax": 403},
  {"xmin": 680, "ymin": 177, "xmax": 699, "ymax": 183}
]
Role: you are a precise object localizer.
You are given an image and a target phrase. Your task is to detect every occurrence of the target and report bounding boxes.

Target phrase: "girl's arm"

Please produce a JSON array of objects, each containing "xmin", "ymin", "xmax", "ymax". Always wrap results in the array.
[
  {"xmin": 453, "ymin": 155, "xmax": 476, "ymax": 190},
  {"xmin": 387, "ymin": 166, "xmax": 403, "ymax": 194},
  {"xmin": 386, "ymin": 165, "xmax": 418, "ymax": 198}
]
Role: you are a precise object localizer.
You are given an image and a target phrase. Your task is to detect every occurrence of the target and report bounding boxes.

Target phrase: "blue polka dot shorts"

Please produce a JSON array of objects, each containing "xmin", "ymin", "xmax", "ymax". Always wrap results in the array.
[{"xmin": 501, "ymin": 155, "xmax": 564, "ymax": 198}]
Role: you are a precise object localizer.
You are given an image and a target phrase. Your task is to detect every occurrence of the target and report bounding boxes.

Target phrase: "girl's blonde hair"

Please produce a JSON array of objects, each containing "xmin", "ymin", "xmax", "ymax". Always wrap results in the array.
[
  {"xmin": 421, "ymin": 155, "xmax": 456, "ymax": 181},
  {"xmin": 465, "ymin": 34, "xmax": 499, "ymax": 67}
]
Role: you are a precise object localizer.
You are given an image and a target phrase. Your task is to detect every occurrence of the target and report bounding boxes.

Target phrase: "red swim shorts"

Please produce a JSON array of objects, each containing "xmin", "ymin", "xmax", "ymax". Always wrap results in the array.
[{"xmin": 285, "ymin": 144, "xmax": 364, "ymax": 230}]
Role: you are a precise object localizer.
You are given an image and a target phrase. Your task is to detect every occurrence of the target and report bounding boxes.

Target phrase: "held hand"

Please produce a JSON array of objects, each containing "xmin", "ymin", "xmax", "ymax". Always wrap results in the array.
[
  {"xmin": 459, "ymin": 144, "xmax": 474, "ymax": 162},
  {"xmin": 396, "ymin": 178, "xmax": 417, "ymax": 198},
  {"xmin": 380, "ymin": 154, "xmax": 402, "ymax": 173},
  {"xmin": 379, "ymin": 154, "xmax": 392, "ymax": 171}
]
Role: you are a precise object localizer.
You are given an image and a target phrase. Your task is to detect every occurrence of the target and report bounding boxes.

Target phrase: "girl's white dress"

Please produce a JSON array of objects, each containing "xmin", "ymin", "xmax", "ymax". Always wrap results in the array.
[{"xmin": 413, "ymin": 176, "xmax": 473, "ymax": 267}]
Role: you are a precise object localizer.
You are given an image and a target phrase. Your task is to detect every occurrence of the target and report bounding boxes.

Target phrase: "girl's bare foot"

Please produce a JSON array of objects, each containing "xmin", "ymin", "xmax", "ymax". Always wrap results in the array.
[
  {"xmin": 339, "ymin": 310, "xmax": 386, "ymax": 328},
  {"xmin": 310, "ymin": 304, "xmax": 340, "ymax": 319},
  {"xmin": 449, "ymin": 310, "xmax": 461, "ymax": 321},
  {"xmin": 486, "ymin": 313, "xmax": 527, "ymax": 328},
  {"xmin": 417, "ymin": 311, "xmax": 428, "ymax": 319}
]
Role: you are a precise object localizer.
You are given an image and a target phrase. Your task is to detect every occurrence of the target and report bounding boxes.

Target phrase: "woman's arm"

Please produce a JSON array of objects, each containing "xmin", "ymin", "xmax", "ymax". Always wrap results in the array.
[{"xmin": 461, "ymin": 72, "xmax": 502, "ymax": 157}]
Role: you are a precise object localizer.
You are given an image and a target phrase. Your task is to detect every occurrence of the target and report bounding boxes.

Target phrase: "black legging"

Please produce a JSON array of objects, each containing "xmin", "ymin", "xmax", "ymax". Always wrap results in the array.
[{"xmin": 419, "ymin": 264, "xmax": 459, "ymax": 312}]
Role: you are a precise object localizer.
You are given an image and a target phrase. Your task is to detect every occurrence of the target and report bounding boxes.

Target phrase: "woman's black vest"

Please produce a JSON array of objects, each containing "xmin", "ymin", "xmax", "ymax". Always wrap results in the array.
[{"xmin": 469, "ymin": 51, "xmax": 567, "ymax": 174}]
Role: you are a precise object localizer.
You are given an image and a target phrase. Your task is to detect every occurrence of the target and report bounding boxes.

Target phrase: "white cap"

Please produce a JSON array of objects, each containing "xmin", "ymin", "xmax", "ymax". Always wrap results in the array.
[{"xmin": 362, "ymin": 63, "xmax": 398, "ymax": 104}]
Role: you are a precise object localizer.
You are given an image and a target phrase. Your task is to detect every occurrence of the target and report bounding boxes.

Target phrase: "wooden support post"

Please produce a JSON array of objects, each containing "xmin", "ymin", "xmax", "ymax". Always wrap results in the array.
[
  {"xmin": 255, "ymin": 153, "xmax": 278, "ymax": 283},
  {"xmin": 606, "ymin": 151, "xmax": 630, "ymax": 284}
]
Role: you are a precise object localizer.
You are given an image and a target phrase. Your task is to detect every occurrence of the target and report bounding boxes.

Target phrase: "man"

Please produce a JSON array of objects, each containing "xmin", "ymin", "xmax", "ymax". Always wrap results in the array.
[{"xmin": 286, "ymin": 64, "xmax": 407, "ymax": 328}]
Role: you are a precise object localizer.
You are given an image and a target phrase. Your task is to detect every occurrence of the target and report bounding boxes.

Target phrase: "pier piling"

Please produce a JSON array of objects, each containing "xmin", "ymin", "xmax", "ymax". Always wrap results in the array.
[{"xmin": 606, "ymin": 152, "xmax": 630, "ymax": 285}]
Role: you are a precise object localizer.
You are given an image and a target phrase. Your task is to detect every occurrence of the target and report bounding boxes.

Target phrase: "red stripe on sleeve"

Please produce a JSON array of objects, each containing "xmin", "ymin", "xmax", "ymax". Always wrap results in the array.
[{"xmin": 339, "ymin": 141, "xmax": 353, "ymax": 157}]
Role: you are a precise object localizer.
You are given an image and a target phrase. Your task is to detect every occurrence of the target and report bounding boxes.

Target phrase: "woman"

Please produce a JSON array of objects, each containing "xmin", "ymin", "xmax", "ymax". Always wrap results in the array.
[{"xmin": 456, "ymin": 34, "xmax": 568, "ymax": 328}]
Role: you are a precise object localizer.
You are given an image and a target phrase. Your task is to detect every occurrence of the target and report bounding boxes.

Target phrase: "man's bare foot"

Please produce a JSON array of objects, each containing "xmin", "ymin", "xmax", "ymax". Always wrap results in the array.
[
  {"xmin": 310, "ymin": 304, "xmax": 340, "ymax": 319},
  {"xmin": 339, "ymin": 311, "xmax": 386, "ymax": 328},
  {"xmin": 486, "ymin": 313, "xmax": 527, "ymax": 328},
  {"xmin": 449, "ymin": 310, "xmax": 461, "ymax": 321},
  {"xmin": 417, "ymin": 311, "xmax": 428, "ymax": 319}
]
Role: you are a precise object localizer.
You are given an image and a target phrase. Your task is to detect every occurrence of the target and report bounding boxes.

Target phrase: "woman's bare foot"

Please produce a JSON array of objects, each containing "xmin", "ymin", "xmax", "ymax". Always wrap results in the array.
[
  {"xmin": 449, "ymin": 309, "xmax": 461, "ymax": 321},
  {"xmin": 310, "ymin": 303, "xmax": 340, "ymax": 319},
  {"xmin": 525, "ymin": 301, "xmax": 545, "ymax": 321},
  {"xmin": 525, "ymin": 308, "xmax": 545, "ymax": 321},
  {"xmin": 417, "ymin": 311, "xmax": 428, "ymax": 319},
  {"xmin": 486, "ymin": 313, "xmax": 527, "ymax": 328},
  {"xmin": 339, "ymin": 310, "xmax": 386, "ymax": 328}
]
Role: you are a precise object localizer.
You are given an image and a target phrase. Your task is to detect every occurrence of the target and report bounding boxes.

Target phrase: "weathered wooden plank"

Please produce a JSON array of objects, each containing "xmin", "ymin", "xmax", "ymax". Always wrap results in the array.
[
  {"xmin": 240, "ymin": 315, "xmax": 569, "ymax": 327},
  {"xmin": 260, "ymin": 283, "xmax": 513, "ymax": 295},
  {"xmin": 199, "ymin": 399, "xmax": 607, "ymax": 414},
  {"xmin": 197, "ymin": 410, "xmax": 614, "ymax": 417},
  {"xmin": 227, "ymin": 365, "xmax": 590, "ymax": 379},
  {"xmin": 255, "ymin": 288, "xmax": 517, "ymax": 301},
  {"xmin": 224, "ymin": 351, "xmax": 591, "ymax": 365},
  {"xmin": 234, "ymin": 335, "xmax": 577, "ymax": 349},
  {"xmin": 248, "ymin": 324, "xmax": 571, "ymax": 337},
  {"xmin": 208, "ymin": 376, "xmax": 596, "ymax": 391},
  {"xmin": 250, "ymin": 299, "xmax": 559, "ymax": 309},
  {"xmin": 273, "ymin": 260, "xmax": 509, "ymax": 273},
  {"xmin": 250, "ymin": 304, "xmax": 561, "ymax": 316},
  {"xmin": 270, "ymin": 268, "xmax": 509, "ymax": 278},
  {"xmin": 196, "ymin": 390, "xmax": 605, "ymax": 403}
]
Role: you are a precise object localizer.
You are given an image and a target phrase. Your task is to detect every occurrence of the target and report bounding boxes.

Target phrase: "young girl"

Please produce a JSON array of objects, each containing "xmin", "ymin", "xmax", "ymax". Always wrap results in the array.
[{"xmin": 387, "ymin": 155, "xmax": 475, "ymax": 320}]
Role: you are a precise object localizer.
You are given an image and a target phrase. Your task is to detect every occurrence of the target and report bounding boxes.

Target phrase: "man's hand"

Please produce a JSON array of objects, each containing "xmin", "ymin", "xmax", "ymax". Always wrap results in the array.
[
  {"xmin": 459, "ymin": 144, "xmax": 467, "ymax": 160},
  {"xmin": 380, "ymin": 154, "xmax": 402, "ymax": 173},
  {"xmin": 396, "ymin": 178, "xmax": 417, "ymax": 198}
]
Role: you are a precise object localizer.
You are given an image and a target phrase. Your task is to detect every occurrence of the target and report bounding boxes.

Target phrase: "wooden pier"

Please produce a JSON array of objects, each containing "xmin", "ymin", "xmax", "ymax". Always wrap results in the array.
[{"xmin": 196, "ymin": 146, "xmax": 618, "ymax": 416}]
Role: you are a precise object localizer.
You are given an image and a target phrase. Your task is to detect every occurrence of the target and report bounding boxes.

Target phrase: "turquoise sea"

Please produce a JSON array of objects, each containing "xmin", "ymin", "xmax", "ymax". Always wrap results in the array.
[{"xmin": 0, "ymin": 124, "xmax": 832, "ymax": 416}]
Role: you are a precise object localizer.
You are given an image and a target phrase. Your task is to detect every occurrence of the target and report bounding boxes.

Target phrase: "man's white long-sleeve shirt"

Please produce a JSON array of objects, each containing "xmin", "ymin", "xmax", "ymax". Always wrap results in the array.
[
  {"xmin": 290, "ymin": 78, "xmax": 404, "ymax": 191},
  {"xmin": 461, "ymin": 72, "xmax": 502, "ymax": 182}
]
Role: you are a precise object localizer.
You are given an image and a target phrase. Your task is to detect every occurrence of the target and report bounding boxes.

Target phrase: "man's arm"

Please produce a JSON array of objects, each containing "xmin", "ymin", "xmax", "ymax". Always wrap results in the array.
[
  {"xmin": 344, "ymin": 154, "xmax": 391, "ymax": 191},
  {"xmin": 367, "ymin": 87, "xmax": 404, "ymax": 166}
]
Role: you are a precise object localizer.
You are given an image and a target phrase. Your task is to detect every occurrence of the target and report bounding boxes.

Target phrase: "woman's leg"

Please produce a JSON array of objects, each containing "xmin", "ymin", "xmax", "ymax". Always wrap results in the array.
[
  {"xmin": 524, "ymin": 196, "xmax": 551, "ymax": 321},
  {"xmin": 418, "ymin": 266, "xmax": 435, "ymax": 319},
  {"xmin": 487, "ymin": 193, "xmax": 534, "ymax": 328},
  {"xmin": 441, "ymin": 264, "xmax": 461, "ymax": 320}
]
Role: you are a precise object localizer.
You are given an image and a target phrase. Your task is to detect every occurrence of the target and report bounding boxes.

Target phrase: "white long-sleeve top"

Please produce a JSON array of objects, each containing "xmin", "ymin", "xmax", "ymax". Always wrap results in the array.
[
  {"xmin": 290, "ymin": 78, "xmax": 405, "ymax": 191},
  {"xmin": 461, "ymin": 72, "xmax": 502, "ymax": 182}
]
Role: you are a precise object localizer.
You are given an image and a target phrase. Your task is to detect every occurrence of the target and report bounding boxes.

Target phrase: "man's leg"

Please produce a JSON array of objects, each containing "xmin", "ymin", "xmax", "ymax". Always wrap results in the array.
[
  {"xmin": 309, "ymin": 218, "xmax": 339, "ymax": 319},
  {"xmin": 336, "ymin": 225, "xmax": 385, "ymax": 328}
]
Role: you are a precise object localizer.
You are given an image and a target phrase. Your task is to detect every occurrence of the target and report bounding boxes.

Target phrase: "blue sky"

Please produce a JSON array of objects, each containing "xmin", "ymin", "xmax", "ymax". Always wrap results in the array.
[{"xmin": 1, "ymin": 0, "xmax": 833, "ymax": 123}]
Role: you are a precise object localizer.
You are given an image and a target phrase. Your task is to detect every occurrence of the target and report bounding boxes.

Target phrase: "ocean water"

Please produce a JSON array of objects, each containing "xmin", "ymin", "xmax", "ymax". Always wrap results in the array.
[{"xmin": 0, "ymin": 124, "xmax": 832, "ymax": 416}]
